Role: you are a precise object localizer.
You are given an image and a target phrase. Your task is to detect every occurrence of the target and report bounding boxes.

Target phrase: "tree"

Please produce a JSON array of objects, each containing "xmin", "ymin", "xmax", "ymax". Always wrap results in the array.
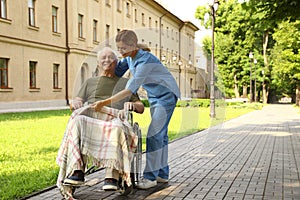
[
  {"xmin": 271, "ymin": 20, "xmax": 300, "ymax": 104},
  {"xmin": 247, "ymin": 0, "xmax": 300, "ymax": 21},
  {"xmin": 196, "ymin": 0, "xmax": 300, "ymax": 104},
  {"xmin": 196, "ymin": 0, "xmax": 264, "ymax": 99},
  {"xmin": 245, "ymin": 0, "xmax": 300, "ymax": 103}
]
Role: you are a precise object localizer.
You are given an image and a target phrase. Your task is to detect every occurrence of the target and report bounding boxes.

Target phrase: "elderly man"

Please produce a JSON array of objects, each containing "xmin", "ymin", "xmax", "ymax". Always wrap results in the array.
[{"xmin": 56, "ymin": 47, "xmax": 144, "ymax": 192}]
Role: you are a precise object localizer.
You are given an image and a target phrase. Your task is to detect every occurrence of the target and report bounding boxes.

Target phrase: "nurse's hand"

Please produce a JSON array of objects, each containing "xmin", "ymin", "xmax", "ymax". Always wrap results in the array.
[
  {"xmin": 124, "ymin": 102, "xmax": 135, "ymax": 112},
  {"xmin": 90, "ymin": 100, "xmax": 105, "ymax": 112}
]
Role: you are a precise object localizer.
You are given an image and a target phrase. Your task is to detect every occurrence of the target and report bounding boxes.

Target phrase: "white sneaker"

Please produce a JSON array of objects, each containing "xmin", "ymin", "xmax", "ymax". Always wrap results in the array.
[
  {"xmin": 156, "ymin": 176, "xmax": 168, "ymax": 183},
  {"xmin": 136, "ymin": 178, "xmax": 157, "ymax": 189}
]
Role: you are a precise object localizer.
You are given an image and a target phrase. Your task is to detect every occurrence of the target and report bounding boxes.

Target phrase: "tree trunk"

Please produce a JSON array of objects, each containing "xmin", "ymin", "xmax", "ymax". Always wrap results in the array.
[
  {"xmin": 296, "ymin": 86, "xmax": 300, "ymax": 106},
  {"xmin": 242, "ymin": 85, "xmax": 247, "ymax": 98},
  {"xmin": 234, "ymin": 74, "xmax": 240, "ymax": 98},
  {"xmin": 262, "ymin": 31, "xmax": 269, "ymax": 104}
]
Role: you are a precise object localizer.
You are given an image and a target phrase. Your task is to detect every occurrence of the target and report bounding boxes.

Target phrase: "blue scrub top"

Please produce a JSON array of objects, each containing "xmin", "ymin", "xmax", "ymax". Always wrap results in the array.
[{"xmin": 115, "ymin": 49, "xmax": 180, "ymax": 106}]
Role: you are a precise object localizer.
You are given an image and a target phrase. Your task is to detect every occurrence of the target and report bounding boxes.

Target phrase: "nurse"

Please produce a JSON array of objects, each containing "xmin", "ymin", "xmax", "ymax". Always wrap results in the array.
[{"xmin": 91, "ymin": 29, "xmax": 180, "ymax": 189}]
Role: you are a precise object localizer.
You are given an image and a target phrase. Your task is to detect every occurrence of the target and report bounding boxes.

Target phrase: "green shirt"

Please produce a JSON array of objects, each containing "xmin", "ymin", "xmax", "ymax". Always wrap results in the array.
[{"xmin": 76, "ymin": 76, "xmax": 140, "ymax": 110}]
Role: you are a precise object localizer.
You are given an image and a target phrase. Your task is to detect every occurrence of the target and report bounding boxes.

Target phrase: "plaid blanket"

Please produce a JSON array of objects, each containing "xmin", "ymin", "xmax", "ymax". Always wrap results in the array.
[{"xmin": 56, "ymin": 106, "xmax": 138, "ymax": 188}]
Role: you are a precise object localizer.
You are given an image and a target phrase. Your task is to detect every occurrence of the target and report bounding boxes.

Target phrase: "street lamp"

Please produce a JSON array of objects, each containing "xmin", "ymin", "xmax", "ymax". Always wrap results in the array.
[
  {"xmin": 254, "ymin": 59, "xmax": 257, "ymax": 102},
  {"xmin": 172, "ymin": 55, "xmax": 177, "ymax": 62},
  {"xmin": 209, "ymin": 0, "xmax": 219, "ymax": 118},
  {"xmin": 249, "ymin": 52, "xmax": 253, "ymax": 103}
]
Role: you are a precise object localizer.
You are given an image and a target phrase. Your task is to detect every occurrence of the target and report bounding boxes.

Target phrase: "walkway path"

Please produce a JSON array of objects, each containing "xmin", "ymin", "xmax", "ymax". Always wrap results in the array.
[{"xmin": 25, "ymin": 104, "xmax": 300, "ymax": 200}]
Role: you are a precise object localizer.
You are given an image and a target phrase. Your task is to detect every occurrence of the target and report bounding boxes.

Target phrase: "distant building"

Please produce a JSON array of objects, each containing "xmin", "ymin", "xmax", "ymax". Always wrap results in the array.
[{"xmin": 0, "ymin": 0, "xmax": 207, "ymax": 111}]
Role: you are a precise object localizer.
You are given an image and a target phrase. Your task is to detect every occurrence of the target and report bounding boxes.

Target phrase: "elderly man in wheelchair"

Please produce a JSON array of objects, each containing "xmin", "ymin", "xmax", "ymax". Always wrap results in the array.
[{"xmin": 56, "ymin": 47, "xmax": 144, "ymax": 198}]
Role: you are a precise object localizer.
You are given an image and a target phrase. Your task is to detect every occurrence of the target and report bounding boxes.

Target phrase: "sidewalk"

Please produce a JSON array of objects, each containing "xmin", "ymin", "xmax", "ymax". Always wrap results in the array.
[{"xmin": 25, "ymin": 104, "xmax": 300, "ymax": 200}]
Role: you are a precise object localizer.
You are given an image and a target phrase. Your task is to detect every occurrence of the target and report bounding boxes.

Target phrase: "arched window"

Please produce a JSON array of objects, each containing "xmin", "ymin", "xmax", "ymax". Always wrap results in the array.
[{"xmin": 80, "ymin": 63, "xmax": 89, "ymax": 85}]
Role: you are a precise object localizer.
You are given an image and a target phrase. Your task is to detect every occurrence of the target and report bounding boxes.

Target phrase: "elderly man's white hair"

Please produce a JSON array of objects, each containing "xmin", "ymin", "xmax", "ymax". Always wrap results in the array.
[
  {"xmin": 93, "ymin": 47, "xmax": 119, "ymax": 77},
  {"xmin": 97, "ymin": 47, "xmax": 118, "ymax": 61}
]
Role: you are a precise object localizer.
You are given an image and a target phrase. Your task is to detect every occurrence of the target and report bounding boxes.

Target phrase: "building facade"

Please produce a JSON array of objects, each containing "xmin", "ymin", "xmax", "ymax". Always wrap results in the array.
[{"xmin": 0, "ymin": 0, "xmax": 205, "ymax": 111}]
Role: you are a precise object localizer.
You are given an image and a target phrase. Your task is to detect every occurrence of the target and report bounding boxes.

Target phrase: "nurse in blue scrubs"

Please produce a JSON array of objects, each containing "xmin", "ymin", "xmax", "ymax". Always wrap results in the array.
[{"xmin": 91, "ymin": 29, "xmax": 180, "ymax": 189}]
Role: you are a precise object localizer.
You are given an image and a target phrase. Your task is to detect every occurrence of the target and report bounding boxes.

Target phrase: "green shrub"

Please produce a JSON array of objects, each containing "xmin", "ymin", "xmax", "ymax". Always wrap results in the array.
[
  {"xmin": 226, "ymin": 102, "xmax": 243, "ymax": 106},
  {"xmin": 141, "ymin": 99, "xmax": 150, "ymax": 107},
  {"xmin": 176, "ymin": 100, "xmax": 189, "ymax": 107}
]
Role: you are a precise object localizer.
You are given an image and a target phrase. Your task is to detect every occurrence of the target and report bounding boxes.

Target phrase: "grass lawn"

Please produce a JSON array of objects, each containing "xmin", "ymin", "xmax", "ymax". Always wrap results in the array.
[{"xmin": 0, "ymin": 104, "xmax": 260, "ymax": 200}]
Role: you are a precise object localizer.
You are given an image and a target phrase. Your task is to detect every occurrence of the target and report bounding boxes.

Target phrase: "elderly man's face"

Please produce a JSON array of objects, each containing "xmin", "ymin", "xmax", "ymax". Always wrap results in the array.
[{"xmin": 98, "ymin": 50, "xmax": 117, "ymax": 71}]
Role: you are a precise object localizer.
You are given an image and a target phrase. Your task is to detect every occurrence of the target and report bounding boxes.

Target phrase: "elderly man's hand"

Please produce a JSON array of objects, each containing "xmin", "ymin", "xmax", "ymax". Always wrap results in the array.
[
  {"xmin": 71, "ymin": 98, "xmax": 83, "ymax": 110},
  {"xmin": 90, "ymin": 100, "xmax": 105, "ymax": 112}
]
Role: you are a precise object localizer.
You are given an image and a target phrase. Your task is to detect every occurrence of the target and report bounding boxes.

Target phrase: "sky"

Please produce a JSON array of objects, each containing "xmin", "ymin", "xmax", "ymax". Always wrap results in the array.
[
  {"xmin": 156, "ymin": 0, "xmax": 208, "ymax": 26},
  {"xmin": 155, "ymin": 0, "xmax": 211, "ymax": 42}
]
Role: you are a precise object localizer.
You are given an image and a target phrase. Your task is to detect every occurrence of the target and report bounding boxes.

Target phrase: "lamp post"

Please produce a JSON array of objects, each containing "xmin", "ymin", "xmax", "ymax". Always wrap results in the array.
[
  {"xmin": 209, "ymin": 0, "xmax": 219, "ymax": 118},
  {"xmin": 249, "ymin": 52, "xmax": 253, "ymax": 103},
  {"xmin": 254, "ymin": 59, "xmax": 257, "ymax": 102}
]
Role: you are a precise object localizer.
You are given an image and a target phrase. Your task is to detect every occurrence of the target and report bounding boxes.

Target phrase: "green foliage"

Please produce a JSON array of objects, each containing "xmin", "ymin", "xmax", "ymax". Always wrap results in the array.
[
  {"xmin": 176, "ymin": 100, "xmax": 189, "ymax": 107},
  {"xmin": 247, "ymin": 0, "xmax": 300, "ymax": 22},
  {"xmin": 195, "ymin": 0, "xmax": 300, "ymax": 102},
  {"xmin": 141, "ymin": 99, "xmax": 150, "ymax": 107},
  {"xmin": 195, "ymin": 5, "xmax": 210, "ymax": 28},
  {"xmin": 270, "ymin": 19, "xmax": 300, "ymax": 98},
  {"xmin": 189, "ymin": 99, "xmax": 210, "ymax": 107}
]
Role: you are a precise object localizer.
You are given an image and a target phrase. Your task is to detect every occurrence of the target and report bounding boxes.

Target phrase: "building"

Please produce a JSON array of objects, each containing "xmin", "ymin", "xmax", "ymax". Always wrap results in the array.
[{"xmin": 0, "ymin": 0, "xmax": 205, "ymax": 111}]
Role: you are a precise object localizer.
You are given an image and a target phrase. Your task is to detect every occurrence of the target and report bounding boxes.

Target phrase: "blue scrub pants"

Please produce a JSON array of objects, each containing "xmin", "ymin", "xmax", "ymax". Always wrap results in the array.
[{"xmin": 143, "ymin": 95, "xmax": 177, "ymax": 181}]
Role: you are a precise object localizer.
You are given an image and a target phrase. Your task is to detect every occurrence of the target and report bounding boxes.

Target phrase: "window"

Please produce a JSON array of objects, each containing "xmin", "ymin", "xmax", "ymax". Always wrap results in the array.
[
  {"xmin": 166, "ymin": 48, "xmax": 169, "ymax": 60},
  {"xmin": 52, "ymin": 6, "xmax": 58, "ymax": 32},
  {"xmin": 126, "ymin": 2, "xmax": 130, "ymax": 16},
  {"xmin": 93, "ymin": 19, "xmax": 97, "ymax": 41},
  {"xmin": 28, "ymin": 0, "xmax": 36, "ymax": 26},
  {"xmin": 134, "ymin": 9, "xmax": 137, "ymax": 22},
  {"xmin": 0, "ymin": 0, "xmax": 7, "ymax": 19},
  {"xmin": 117, "ymin": 0, "xmax": 121, "ymax": 11},
  {"xmin": 53, "ymin": 64, "xmax": 59, "ymax": 89},
  {"xmin": 78, "ymin": 14, "xmax": 83, "ymax": 38},
  {"xmin": 80, "ymin": 63, "xmax": 88, "ymax": 85},
  {"xmin": 0, "ymin": 58, "xmax": 8, "ymax": 88},
  {"xmin": 29, "ymin": 61, "xmax": 37, "ymax": 88},
  {"xmin": 141, "ymin": 13, "xmax": 145, "ymax": 26},
  {"xmin": 149, "ymin": 17, "xmax": 151, "ymax": 29},
  {"xmin": 105, "ymin": 24, "xmax": 110, "ymax": 46},
  {"xmin": 167, "ymin": 27, "xmax": 169, "ymax": 38}
]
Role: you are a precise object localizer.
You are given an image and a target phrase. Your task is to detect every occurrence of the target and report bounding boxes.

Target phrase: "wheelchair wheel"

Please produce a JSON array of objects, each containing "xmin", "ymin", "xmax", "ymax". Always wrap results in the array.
[
  {"xmin": 135, "ymin": 122, "xmax": 142, "ymax": 182},
  {"xmin": 60, "ymin": 185, "xmax": 76, "ymax": 200},
  {"xmin": 118, "ymin": 179, "xmax": 133, "ymax": 196},
  {"xmin": 132, "ymin": 122, "xmax": 142, "ymax": 185}
]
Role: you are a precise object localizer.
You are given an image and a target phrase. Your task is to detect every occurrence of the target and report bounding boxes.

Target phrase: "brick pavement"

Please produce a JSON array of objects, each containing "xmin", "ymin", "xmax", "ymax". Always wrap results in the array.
[{"xmin": 25, "ymin": 104, "xmax": 300, "ymax": 200}]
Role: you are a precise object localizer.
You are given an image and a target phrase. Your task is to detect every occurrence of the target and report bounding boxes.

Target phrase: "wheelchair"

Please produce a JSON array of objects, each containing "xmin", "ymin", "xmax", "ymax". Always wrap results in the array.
[{"xmin": 59, "ymin": 110, "xmax": 143, "ymax": 199}]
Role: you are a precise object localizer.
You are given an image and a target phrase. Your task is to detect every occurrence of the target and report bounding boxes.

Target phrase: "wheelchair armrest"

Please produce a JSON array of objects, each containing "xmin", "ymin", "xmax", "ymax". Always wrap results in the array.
[{"xmin": 125, "ymin": 110, "xmax": 133, "ymax": 126}]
